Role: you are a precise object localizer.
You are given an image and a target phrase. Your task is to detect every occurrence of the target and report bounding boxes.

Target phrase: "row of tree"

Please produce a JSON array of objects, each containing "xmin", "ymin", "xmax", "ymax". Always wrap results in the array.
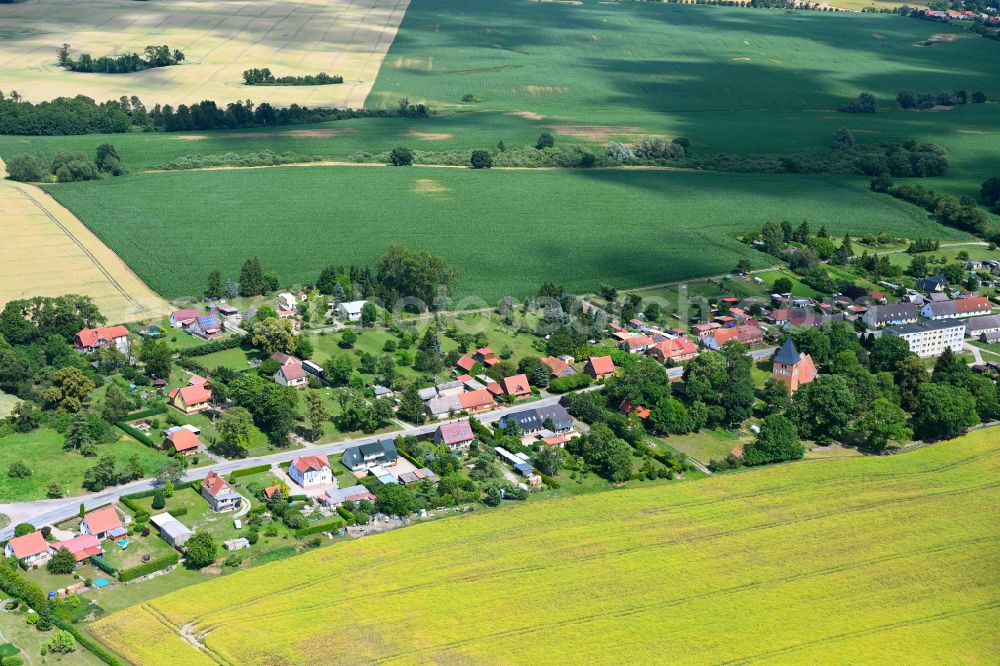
[
  {"xmin": 58, "ymin": 44, "xmax": 185, "ymax": 74},
  {"xmin": 6, "ymin": 144, "xmax": 126, "ymax": 182},
  {"xmin": 242, "ymin": 68, "xmax": 343, "ymax": 86}
]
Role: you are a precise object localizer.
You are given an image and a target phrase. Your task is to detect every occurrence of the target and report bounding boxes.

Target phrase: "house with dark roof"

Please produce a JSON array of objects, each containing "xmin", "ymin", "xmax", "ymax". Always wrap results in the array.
[
  {"xmin": 966, "ymin": 314, "xmax": 1000, "ymax": 339},
  {"xmin": 342, "ymin": 439, "xmax": 398, "ymax": 472},
  {"xmin": 498, "ymin": 405, "xmax": 573, "ymax": 434},
  {"xmin": 861, "ymin": 303, "xmax": 919, "ymax": 328},
  {"xmin": 770, "ymin": 338, "xmax": 817, "ymax": 394},
  {"xmin": 916, "ymin": 275, "xmax": 948, "ymax": 292},
  {"xmin": 435, "ymin": 420, "xmax": 475, "ymax": 450},
  {"xmin": 187, "ymin": 315, "xmax": 222, "ymax": 339}
]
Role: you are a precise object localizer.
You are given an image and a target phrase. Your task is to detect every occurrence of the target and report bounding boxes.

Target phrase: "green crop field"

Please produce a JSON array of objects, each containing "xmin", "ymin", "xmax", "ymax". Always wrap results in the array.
[
  {"xmin": 90, "ymin": 428, "xmax": 1000, "ymax": 664},
  {"xmin": 43, "ymin": 166, "xmax": 969, "ymax": 302}
]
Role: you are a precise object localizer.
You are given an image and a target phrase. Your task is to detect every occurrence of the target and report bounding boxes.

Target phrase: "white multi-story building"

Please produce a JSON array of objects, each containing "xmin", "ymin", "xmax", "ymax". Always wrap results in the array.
[{"xmin": 883, "ymin": 321, "xmax": 965, "ymax": 358}]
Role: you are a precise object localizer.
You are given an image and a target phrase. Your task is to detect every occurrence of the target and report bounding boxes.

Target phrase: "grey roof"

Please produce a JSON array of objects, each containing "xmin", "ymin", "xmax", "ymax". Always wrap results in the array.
[
  {"xmin": 773, "ymin": 338, "xmax": 800, "ymax": 366},
  {"xmin": 425, "ymin": 394, "xmax": 462, "ymax": 416},
  {"xmin": 884, "ymin": 320, "xmax": 966, "ymax": 335},
  {"xmin": 498, "ymin": 404, "xmax": 573, "ymax": 431},
  {"xmin": 150, "ymin": 513, "xmax": 192, "ymax": 542},
  {"xmin": 418, "ymin": 387, "xmax": 438, "ymax": 401},
  {"xmin": 342, "ymin": 438, "xmax": 398, "ymax": 468},
  {"xmin": 867, "ymin": 303, "xmax": 918, "ymax": 323},
  {"xmin": 966, "ymin": 314, "xmax": 1000, "ymax": 334}
]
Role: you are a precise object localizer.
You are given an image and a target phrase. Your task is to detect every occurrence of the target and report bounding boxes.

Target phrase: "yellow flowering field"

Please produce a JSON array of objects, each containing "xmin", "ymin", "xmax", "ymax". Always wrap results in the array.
[{"xmin": 91, "ymin": 429, "xmax": 1000, "ymax": 665}]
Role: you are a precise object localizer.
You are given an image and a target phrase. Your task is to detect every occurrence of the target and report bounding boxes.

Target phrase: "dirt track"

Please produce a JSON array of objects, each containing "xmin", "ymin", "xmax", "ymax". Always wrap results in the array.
[{"xmin": 0, "ymin": 159, "xmax": 168, "ymax": 323}]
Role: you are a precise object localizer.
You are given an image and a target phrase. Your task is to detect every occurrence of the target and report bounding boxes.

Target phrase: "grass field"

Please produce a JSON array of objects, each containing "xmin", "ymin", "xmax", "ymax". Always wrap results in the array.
[
  {"xmin": 42, "ymin": 166, "xmax": 969, "ymax": 302},
  {"xmin": 0, "ymin": 159, "xmax": 168, "ymax": 322},
  {"xmin": 0, "ymin": 429, "xmax": 170, "ymax": 502},
  {"xmin": 0, "ymin": 0, "xmax": 409, "ymax": 109},
  {"xmin": 90, "ymin": 427, "xmax": 1000, "ymax": 664}
]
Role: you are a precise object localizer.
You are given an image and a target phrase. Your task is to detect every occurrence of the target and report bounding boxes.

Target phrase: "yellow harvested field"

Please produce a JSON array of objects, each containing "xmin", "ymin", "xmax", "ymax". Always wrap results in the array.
[
  {"xmin": 0, "ymin": 160, "xmax": 167, "ymax": 323},
  {"xmin": 91, "ymin": 428, "xmax": 1000, "ymax": 665},
  {"xmin": 0, "ymin": 0, "xmax": 410, "ymax": 108}
]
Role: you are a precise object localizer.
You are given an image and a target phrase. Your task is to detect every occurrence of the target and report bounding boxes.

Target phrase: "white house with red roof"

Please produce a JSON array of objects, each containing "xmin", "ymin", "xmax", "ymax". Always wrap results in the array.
[
  {"xmin": 289, "ymin": 455, "xmax": 333, "ymax": 487},
  {"xmin": 274, "ymin": 362, "xmax": 309, "ymax": 388},
  {"xmin": 4, "ymin": 531, "xmax": 52, "ymax": 566},
  {"xmin": 169, "ymin": 308, "xmax": 201, "ymax": 328},
  {"xmin": 170, "ymin": 384, "xmax": 212, "ymax": 414},
  {"xmin": 200, "ymin": 471, "xmax": 242, "ymax": 512},
  {"xmin": 74, "ymin": 326, "xmax": 131, "ymax": 354},
  {"xmin": 54, "ymin": 534, "xmax": 103, "ymax": 562},
  {"xmin": 434, "ymin": 420, "xmax": 475, "ymax": 450},
  {"xmin": 80, "ymin": 506, "xmax": 125, "ymax": 540}
]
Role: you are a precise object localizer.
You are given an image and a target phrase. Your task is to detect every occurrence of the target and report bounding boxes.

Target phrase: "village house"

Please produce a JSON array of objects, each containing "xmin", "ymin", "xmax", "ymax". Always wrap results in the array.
[
  {"xmin": 692, "ymin": 322, "xmax": 722, "ymax": 338},
  {"xmin": 74, "ymin": 326, "xmax": 131, "ymax": 354},
  {"xmin": 770, "ymin": 338, "xmax": 818, "ymax": 394},
  {"xmin": 289, "ymin": 455, "xmax": 333, "ymax": 487},
  {"xmin": 187, "ymin": 315, "xmax": 222, "ymax": 339},
  {"xmin": 270, "ymin": 352, "xmax": 299, "ymax": 366},
  {"xmin": 883, "ymin": 320, "xmax": 965, "ymax": 358},
  {"xmin": 502, "ymin": 374, "xmax": 532, "ymax": 401},
  {"xmin": 966, "ymin": 314, "xmax": 1000, "ymax": 339},
  {"xmin": 162, "ymin": 427, "xmax": 201, "ymax": 456},
  {"xmin": 460, "ymin": 388, "xmax": 496, "ymax": 414},
  {"xmin": 473, "ymin": 347, "xmax": 499, "ymax": 366},
  {"xmin": 80, "ymin": 506, "xmax": 125, "ymax": 540},
  {"xmin": 149, "ymin": 514, "xmax": 193, "ymax": 549},
  {"xmin": 915, "ymin": 275, "xmax": 948, "ymax": 293},
  {"xmin": 703, "ymin": 325, "xmax": 763, "ymax": 350},
  {"xmin": 457, "ymin": 375, "xmax": 486, "ymax": 392},
  {"xmin": 435, "ymin": 420, "xmax": 475, "ymax": 450},
  {"xmin": 540, "ymin": 356, "xmax": 576, "ymax": 378},
  {"xmin": 342, "ymin": 439, "xmax": 399, "ymax": 472},
  {"xmin": 274, "ymin": 362, "xmax": 309, "ymax": 388},
  {"xmin": 278, "ymin": 293, "xmax": 297, "ymax": 311},
  {"xmin": 319, "ymin": 485, "xmax": 376, "ymax": 510},
  {"xmin": 649, "ymin": 337, "xmax": 698, "ymax": 364},
  {"xmin": 4, "ymin": 531, "xmax": 52, "ymax": 566},
  {"xmin": 920, "ymin": 296, "xmax": 993, "ymax": 321},
  {"xmin": 170, "ymin": 384, "xmax": 212, "ymax": 414},
  {"xmin": 584, "ymin": 355, "xmax": 615, "ymax": 380},
  {"xmin": 497, "ymin": 404, "xmax": 573, "ymax": 434},
  {"xmin": 54, "ymin": 534, "xmax": 103, "ymax": 562},
  {"xmin": 169, "ymin": 308, "xmax": 200, "ymax": 328},
  {"xmin": 425, "ymin": 394, "xmax": 463, "ymax": 419},
  {"xmin": 201, "ymin": 471, "xmax": 243, "ymax": 512},
  {"xmin": 862, "ymin": 303, "xmax": 919, "ymax": 328},
  {"xmin": 456, "ymin": 355, "xmax": 477, "ymax": 373},
  {"xmin": 337, "ymin": 300, "xmax": 368, "ymax": 322},
  {"xmin": 619, "ymin": 335, "xmax": 654, "ymax": 353},
  {"xmin": 619, "ymin": 399, "xmax": 651, "ymax": 420}
]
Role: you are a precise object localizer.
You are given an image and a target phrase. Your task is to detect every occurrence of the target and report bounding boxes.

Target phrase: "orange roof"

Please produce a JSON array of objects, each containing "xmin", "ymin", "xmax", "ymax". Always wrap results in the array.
[
  {"xmin": 457, "ymin": 374, "xmax": 475, "ymax": 383},
  {"xmin": 174, "ymin": 384, "xmax": 211, "ymax": 406},
  {"xmin": 623, "ymin": 335, "xmax": 653, "ymax": 349},
  {"xmin": 83, "ymin": 506, "xmax": 122, "ymax": 535},
  {"xmin": 501, "ymin": 374, "xmax": 531, "ymax": 397},
  {"xmin": 6, "ymin": 531, "xmax": 49, "ymax": 559},
  {"xmin": 586, "ymin": 355, "xmax": 615, "ymax": 376},
  {"xmin": 456, "ymin": 356, "xmax": 476, "ymax": 372},
  {"xmin": 460, "ymin": 389, "xmax": 495, "ymax": 410},
  {"xmin": 54, "ymin": 534, "xmax": 102, "ymax": 561},
  {"xmin": 957, "ymin": 297, "xmax": 991, "ymax": 314},
  {"xmin": 486, "ymin": 382, "xmax": 504, "ymax": 396},
  {"xmin": 75, "ymin": 326, "xmax": 128, "ymax": 348},
  {"xmin": 619, "ymin": 399, "xmax": 651, "ymax": 419},
  {"xmin": 201, "ymin": 470, "xmax": 233, "ymax": 498},
  {"xmin": 651, "ymin": 337, "xmax": 697, "ymax": 359},
  {"xmin": 165, "ymin": 429, "xmax": 200, "ymax": 452},
  {"xmin": 292, "ymin": 455, "xmax": 330, "ymax": 474},
  {"xmin": 543, "ymin": 435, "xmax": 569, "ymax": 446},
  {"xmin": 731, "ymin": 447, "xmax": 744, "ymax": 458},
  {"xmin": 541, "ymin": 356, "xmax": 573, "ymax": 376}
]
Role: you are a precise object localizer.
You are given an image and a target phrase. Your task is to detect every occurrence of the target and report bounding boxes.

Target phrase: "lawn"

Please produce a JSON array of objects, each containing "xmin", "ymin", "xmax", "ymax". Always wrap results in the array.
[
  {"xmin": 651, "ymin": 428, "xmax": 746, "ymax": 465},
  {"xmin": 90, "ymin": 427, "xmax": 1000, "ymax": 664},
  {"xmin": 0, "ymin": 607, "xmax": 105, "ymax": 666},
  {"xmin": 196, "ymin": 346, "xmax": 264, "ymax": 373},
  {"xmin": 0, "ymin": 429, "xmax": 170, "ymax": 502},
  {"xmin": 43, "ymin": 167, "xmax": 968, "ymax": 303}
]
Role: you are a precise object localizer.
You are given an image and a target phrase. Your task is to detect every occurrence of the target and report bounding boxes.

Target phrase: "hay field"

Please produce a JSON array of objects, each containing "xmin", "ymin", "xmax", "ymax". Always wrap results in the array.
[
  {"xmin": 0, "ymin": 158, "xmax": 167, "ymax": 323},
  {"xmin": 0, "ymin": 0, "xmax": 410, "ymax": 108},
  {"xmin": 43, "ymin": 166, "xmax": 971, "ymax": 302},
  {"xmin": 90, "ymin": 428, "xmax": 1000, "ymax": 665}
]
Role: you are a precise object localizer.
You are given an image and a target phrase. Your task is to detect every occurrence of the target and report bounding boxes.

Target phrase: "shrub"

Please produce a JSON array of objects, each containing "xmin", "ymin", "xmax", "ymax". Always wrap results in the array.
[
  {"xmin": 151, "ymin": 489, "xmax": 165, "ymax": 510},
  {"xmin": 118, "ymin": 552, "xmax": 179, "ymax": 582},
  {"xmin": 42, "ymin": 630, "xmax": 76, "ymax": 654},
  {"xmin": 548, "ymin": 373, "xmax": 593, "ymax": 393},
  {"xmin": 7, "ymin": 461, "xmax": 31, "ymax": 479},
  {"xmin": 5, "ymin": 154, "xmax": 49, "ymax": 182},
  {"xmin": 389, "ymin": 147, "xmax": 414, "ymax": 166},
  {"xmin": 12, "ymin": 523, "xmax": 34, "ymax": 537},
  {"xmin": 294, "ymin": 518, "xmax": 344, "ymax": 538},
  {"xmin": 470, "ymin": 150, "xmax": 492, "ymax": 169}
]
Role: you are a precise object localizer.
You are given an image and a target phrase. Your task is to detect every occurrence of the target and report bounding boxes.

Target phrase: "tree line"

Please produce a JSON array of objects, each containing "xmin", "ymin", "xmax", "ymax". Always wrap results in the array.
[
  {"xmin": 58, "ymin": 43, "xmax": 185, "ymax": 74},
  {"xmin": 0, "ymin": 93, "xmax": 430, "ymax": 136},
  {"xmin": 871, "ymin": 175, "xmax": 996, "ymax": 241},
  {"xmin": 242, "ymin": 68, "xmax": 343, "ymax": 86},
  {"xmin": 6, "ymin": 143, "xmax": 126, "ymax": 182}
]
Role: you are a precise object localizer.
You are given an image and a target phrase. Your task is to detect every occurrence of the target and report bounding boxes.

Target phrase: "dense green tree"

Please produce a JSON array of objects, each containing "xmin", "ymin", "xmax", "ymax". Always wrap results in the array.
[
  {"xmin": 45, "ymin": 545, "xmax": 78, "ymax": 573},
  {"xmin": 323, "ymin": 355, "xmax": 353, "ymax": 386},
  {"xmin": 535, "ymin": 132, "xmax": 555, "ymax": 149},
  {"xmin": 389, "ymin": 147, "xmax": 413, "ymax": 166},
  {"xmin": 788, "ymin": 375, "xmax": 857, "ymax": 442},
  {"xmin": 206, "ymin": 269, "xmax": 224, "ymax": 299},
  {"xmin": 216, "ymin": 407, "xmax": 254, "ymax": 457},
  {"xmin": 376, "ymin": 245, "xmax": 456, "ymax": 306},
  {"xmin": 375, "ymin": 482, "xmax": 418, "ymax": 515},
  {"xmin": 869, "ymin": 335, "xmax": 912, "ymax": 373},
  {"xmin": 251, "ymin": 317, "xmax": 296, "ymax": 355},
  {"xmin": 101, "ymin": 382, "xmax": 131, "ymax": 423},
  {"xmin": 533, "ymin": 445, "xmax": 564, "ymax": 476},
  {"xmin": 912, "ymin": 383, "xmax": 977, "ymax": 441},
  {"xmin": 470, "ymin": 149, "xmax": 492, "ymax": 169},
  {"xmin": 185, "ymin": 531, "xmax": 218, "ymax": 569},
  {"xmin": 151, "ymin": 489, "xmax": 166, "ymax": 510},
  {"xmin": 360, "ymin": 302, "xmax": 377, "ymax": 327},
  {"xmin": 852, "ymin": 398, "xmax": 912, "ymax": 451},
  {"xmin": 894, "ymin": 354, "xmax": 928, "ymax": 412},
  {"xmin": 239, "ymin": 257, "xmax": 265, "ymax": 296},
  {"xmin": 138, "ymin": 338, "xmax": 172, "ymax": 379},
  {"xmin": 648, "ymin": 398, "xmax": 691, "ymax": 435},
  {"xmin": 743, "ymin": 414, "xmax": 802, "ymax": 466},
  {"xmin": 304, "ymin": 391, "xmax": 330, "ymax": 439}
]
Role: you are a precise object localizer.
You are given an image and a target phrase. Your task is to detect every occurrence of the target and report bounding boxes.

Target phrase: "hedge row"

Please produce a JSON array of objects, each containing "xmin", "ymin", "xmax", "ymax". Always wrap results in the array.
[
  {"xmin": 288, "ymin": 494, "xmax": 308, "ymax": 502},
  {"xmin": 295, "ymin": 518, "xmax": 344, "ymax": 538},
  {"xmin": 118, "ymin": 551, "xmax": 180, "ymax": 583},
  {"xmin": 336, "ymin": 505, "xmax": 355, "ymax": 525},
  {"xmin": 632, "ymin": 441, "xmax": 683, "ymax": 472},
  {"xmin": 179, "ymin": 335, "xmax": 244, "ymax": 358},
  {"xmin": 230, "ymin": 464, "xmax": 271, "ymax": 479},
  {"xmin": 123, "ymin": 406, "xmax": 168, "ymax": 421},
  {"xmin": 50, "ymin": 615, "xmax": 124, "ymax": 666},
  {"xmin": 538, "ymin": 472, "xmax": 561, "ymax": 489},
  {"xmin": 89, "ymin": 555, "xmax": 118, "ymax": 575},
  {"xmin": 548, "ymin": 373, "xmax": 594, "ymax": 393},
  {"xmin": 167, "ymin": 507, "xmax": 188, "ymax": 518}
]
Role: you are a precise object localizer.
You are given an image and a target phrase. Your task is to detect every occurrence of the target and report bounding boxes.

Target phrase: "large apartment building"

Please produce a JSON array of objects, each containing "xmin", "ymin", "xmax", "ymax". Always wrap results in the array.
[{"xmin": 882, "ymin": 320, "xmax": 965, "ymax": 358}]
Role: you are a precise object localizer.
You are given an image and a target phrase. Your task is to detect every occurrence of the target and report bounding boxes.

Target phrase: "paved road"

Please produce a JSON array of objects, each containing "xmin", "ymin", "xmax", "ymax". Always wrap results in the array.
[{"xmin": 0, "ymin": 392, "xmax": 595, "ymax": 541}]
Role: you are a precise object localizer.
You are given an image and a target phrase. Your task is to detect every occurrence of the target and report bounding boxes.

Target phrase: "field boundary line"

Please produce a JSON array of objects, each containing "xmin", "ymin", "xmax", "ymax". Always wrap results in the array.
[{"xmin": 141, "ymin": 603, "xmax": 232, "ymax": 666}]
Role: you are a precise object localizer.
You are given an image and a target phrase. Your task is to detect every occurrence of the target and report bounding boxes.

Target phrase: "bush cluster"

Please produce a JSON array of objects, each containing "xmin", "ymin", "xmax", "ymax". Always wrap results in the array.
[
  {"xmin": 155, "ymin": 150, "xmax": 325, "ymax": 171},
  {"xmin": 6, "ymin": 144, "xmax": 125, "ymax": 182},
  {"xmin": 242, "ymin": 68, "xmax": 343, "ymax": 86}
]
